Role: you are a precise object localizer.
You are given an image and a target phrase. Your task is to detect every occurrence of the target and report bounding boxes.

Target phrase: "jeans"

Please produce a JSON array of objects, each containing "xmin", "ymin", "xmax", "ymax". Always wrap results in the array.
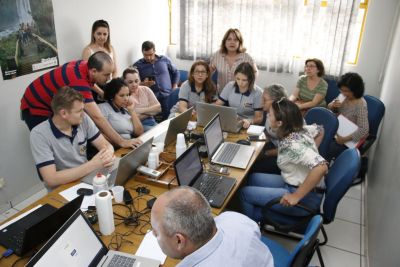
[{"xmin": 239, "ymin": 173, "xmax": 323, "ymax": 223}]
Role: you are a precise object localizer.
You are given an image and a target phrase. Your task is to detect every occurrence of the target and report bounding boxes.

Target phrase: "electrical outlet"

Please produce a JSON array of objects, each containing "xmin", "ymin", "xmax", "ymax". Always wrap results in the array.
[{"xmin": 0, "ymin": 177, "xmax": 5, "ymax": 189}]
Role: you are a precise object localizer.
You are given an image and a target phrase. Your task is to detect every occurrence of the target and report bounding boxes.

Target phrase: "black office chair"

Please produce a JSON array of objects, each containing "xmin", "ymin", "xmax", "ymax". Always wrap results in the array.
[{"xmin": 178, "ymin": 70, "xmax": 188, "ymax": 86}]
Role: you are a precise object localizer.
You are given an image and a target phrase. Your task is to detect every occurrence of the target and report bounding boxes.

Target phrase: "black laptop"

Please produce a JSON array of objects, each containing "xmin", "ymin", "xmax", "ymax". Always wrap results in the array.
[
  {"xmin": 0, "ymin": 195, "xmax": 83, "ymax": 256},
  {"xmin": 174, "ymin": 143, "xmax": 236, "ymax": 208}
]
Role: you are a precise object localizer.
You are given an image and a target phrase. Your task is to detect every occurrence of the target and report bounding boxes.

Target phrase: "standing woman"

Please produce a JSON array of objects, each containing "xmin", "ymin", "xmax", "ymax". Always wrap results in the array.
[
  {"xmin": 122, "ymin": 67, "xmax": 161, "ymax": 132},
  {"xmin": 289, "ymin": 58, "xmax": 328, "ymax": 113},
  {"xmin": 99, "ymin": 78, "xmax": 143, "ymax": 140},
  {"xmin": 82, "ymin": 20, "xmax": 118, "ymax": 99},
  {"xmin": 240, "ymin": 98, "xmax": 327, "ymax": 222},
  {"xmin": 169, "ymin": 60, "xmax": 216, "ymax": 118},
  {"xmin": 210, "ymin": 28, "xmax": 258, "ymax": 93},
  {"xmin": 215, "ymin": 62, "xmax": 263, "ymax": 129}
]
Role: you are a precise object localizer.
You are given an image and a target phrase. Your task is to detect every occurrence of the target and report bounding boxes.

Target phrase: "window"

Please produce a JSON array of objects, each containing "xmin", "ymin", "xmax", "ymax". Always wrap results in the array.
[{"xmin": 173, "ymin": 0, "xmax": 365, "ymax": 76}]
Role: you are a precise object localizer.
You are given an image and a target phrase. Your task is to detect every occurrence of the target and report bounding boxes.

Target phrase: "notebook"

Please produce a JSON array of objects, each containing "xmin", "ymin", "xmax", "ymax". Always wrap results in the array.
[
  {"xmin": 203, "ymin": 114, "xmax": 255, "ymax": 169},
  {"xmin": 82, "ymin": 138, "xmax": 153, "ymax": 186},
  {"xmin": 196, "ymin": 102, "xmax": 243, "ymax": 133},
  {"xmin": 174, "ymin": 143, "xmax": 236, "ymax": 208},
  {"xmin": 26, "ymin": 210, "xmax": 160, "ymax": 267},
  {"xmin": 0, "ymin": 195, "xmax": 83, "ymax": 256}
]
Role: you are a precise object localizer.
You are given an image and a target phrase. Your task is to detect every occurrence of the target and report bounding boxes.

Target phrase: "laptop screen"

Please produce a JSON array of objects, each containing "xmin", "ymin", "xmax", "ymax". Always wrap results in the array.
[
  {"xmin": 28, "ymin": 211, "xmax": 104, "ymax": 267},
  {"xmin": 204, "ymin": 115, "xmax": 224, "ymax": 158},
  {"xmin": 174, "ymin": 144, "xmax": 203, "ymax": 186}
]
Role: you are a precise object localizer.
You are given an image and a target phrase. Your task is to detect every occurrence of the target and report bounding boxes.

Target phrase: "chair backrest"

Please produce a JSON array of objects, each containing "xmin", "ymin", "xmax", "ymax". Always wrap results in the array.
[
  {"xmin": 179, "ymin": 70, "xmax": 188, "ymax": 85},
  {"xmin": 289, "ymin": 215, "xmax": 323, "ymax": 266},
  {"xmin": 323, "ymin": 148, "xmax": 361, "ymax": 223},
  {"xmin": 211, "ymin": 71, "xmax": 218, "ymax": 85},
  {"xmin": 166, "ymin": 88, "xmax": 180, "ymax": 117},
  {"xmin": 304, "ymin": 107, "xmax": 339, "ymax": 159},
  {"xmin": 324, "ymin": 77, "xmax": 340, "ymax": 104},
  {"xmin": 364, "ymin": 95, "xmax": 385, "ymax": 137}
]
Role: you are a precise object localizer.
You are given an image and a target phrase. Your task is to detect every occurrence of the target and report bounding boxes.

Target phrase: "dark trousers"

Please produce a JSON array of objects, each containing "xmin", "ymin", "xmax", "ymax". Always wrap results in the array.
[
  {"xmin": 155, "ymin": 92, "xmax": 169, "ymax": 121},
  {"xmin": 21, "ymin": 109, "xmax": 48, "ymax": 131}
]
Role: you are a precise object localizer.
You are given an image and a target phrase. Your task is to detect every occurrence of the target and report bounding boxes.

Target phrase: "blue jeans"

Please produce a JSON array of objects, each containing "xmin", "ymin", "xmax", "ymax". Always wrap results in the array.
[
  {"xmin": 239, "ymin": 173, "xmax": 323, "ymax": 223},
  {"xmin": 141, "ymin": 117, "xmax": 157, "ymax": 132}
]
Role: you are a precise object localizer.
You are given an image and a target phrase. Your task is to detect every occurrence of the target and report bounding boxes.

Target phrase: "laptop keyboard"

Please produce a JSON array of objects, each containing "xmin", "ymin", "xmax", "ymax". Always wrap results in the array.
[
  {"xmin": 215, "ymin": 143, "xmax": 240, "ymax": 164},
  {"xmin": 198, "ymin": 174, "xmax": 222, "ymax": 198},
  {"xmin": 107, "ymin": 254, "xmax": 136, "ymax": 267}
]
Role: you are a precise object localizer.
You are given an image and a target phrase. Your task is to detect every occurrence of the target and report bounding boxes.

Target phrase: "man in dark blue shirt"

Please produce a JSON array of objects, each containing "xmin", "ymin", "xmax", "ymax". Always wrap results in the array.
[{"xmin": 133, "ymin": 41, "xmax": 180, "ymax": 119}]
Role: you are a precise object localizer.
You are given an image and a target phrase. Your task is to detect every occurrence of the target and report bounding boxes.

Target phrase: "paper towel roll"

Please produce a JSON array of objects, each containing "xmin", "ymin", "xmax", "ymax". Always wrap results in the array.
[{"xmin": 95, "ymin": 191, "xmax": 115, "ymax": 235}]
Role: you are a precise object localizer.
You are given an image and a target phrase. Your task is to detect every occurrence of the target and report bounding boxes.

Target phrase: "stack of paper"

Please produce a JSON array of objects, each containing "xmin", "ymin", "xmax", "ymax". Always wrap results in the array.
[{"xmin": 337, "ymin": 114, "xmax": 358, "ymax": 148}]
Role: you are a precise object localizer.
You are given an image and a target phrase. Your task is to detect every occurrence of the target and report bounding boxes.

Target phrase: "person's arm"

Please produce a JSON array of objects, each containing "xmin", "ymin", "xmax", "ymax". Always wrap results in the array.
[
  {"xmin": 178, "ymin": 100, "xmax": 188, "ymax": 113},
  {"xmin": 84, "ymin": 101, "xmax": 141, "ymax": 148},
  {"xmin": 296, "ymin": 93, "xmax": 325, "ymax": 110},
  {"xmin": 126, "ymin": 105, "xmax": 144, "ymax": 136},
  {"xmin": 110, "ymin": 46, "xmax": 118, "ymax": 78},
  {"xmin": 82, "ymin": 46, "xmax": 91, "ymax": 61},
  {"xmin": 289, "ymin": 87, "xmax": 300, "ymax": 102},
  {"xmin": 280, "ymin": 163, "xmax": 327, "ymax": 206},
  {"xmin": 242, "ymin": 110, "xmax": 263, "ymax": 128},
  {"xmin": 314, "ymin": 127, "xmax": 324, "ymax": 148},
  {"xmin": 169, "ymin": 60, "xmax": 180, "ymax": 89},
  {"xmin": 215, "ymin": 99, "xmax": 225, "ymax": 106}
]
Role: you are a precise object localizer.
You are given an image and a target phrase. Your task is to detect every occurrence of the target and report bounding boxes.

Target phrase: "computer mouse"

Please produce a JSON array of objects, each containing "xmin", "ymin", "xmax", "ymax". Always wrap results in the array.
[
  {"xmin": 77, "ymin": 188, "xmax": 93, "ymax": 196},
  {"xmin": 236, "ymin": 139, "xmax": 251, "ymax": 146}
]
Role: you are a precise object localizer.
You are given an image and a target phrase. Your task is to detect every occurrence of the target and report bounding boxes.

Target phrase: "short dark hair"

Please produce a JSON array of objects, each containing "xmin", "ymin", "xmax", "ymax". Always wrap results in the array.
[
  {"xmin": 104, "ymin": 78, "xmax": 128, "ymax": 101},
  {"xmin": 51, "ymin": 86, "xmax": 83, "ymax": 114},
  {"xmin": 87, "ymin": 51, "xmax": 112, "ymax": 71},
  {"xmin": 234, "ymin": 62, "xmax": 256, "ymax": 91},
  {"xmin": 305, "ymin": 58, "xmax": 325, "ymax": 77},
  {"xmin": 271, "ymin": 98, "xmax": 304, "ymax": 138},
  {"xmin": 337, "ymin": 72, "xmax": 365, "ymax": 98},
  {"xmin": 142, "ymin": 41, "xmax": 155, "ymax": 51}
]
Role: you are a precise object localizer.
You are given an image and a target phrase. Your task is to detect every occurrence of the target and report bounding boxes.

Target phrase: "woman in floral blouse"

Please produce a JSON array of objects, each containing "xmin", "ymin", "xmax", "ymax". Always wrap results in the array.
[{"xmin": 240, "ymin": 98, "xmax": 328, "ymax": 222}]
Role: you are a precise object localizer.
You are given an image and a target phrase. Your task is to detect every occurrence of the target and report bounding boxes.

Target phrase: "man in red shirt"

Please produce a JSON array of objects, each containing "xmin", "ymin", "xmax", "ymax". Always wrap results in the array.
[{"xmin": 21, "ymin": 51, "xmax": 141, "ymax": 149}]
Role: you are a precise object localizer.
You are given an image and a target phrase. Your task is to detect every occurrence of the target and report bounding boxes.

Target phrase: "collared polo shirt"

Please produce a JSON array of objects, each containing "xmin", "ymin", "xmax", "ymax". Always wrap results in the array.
[
  {"xmin": 218, "ymin": 81, "xmax": 263, "ymax": 119},
  {"xmin": 30, "ymin": 114, "xmax": 100, "ymax": 172},
  {"xmin": 177, "ymin": 211, "xmax": 274, "ymax": 267},
  {"xmin": 98, "ymin": 101, "xmax": 135, "ymax": 139}
]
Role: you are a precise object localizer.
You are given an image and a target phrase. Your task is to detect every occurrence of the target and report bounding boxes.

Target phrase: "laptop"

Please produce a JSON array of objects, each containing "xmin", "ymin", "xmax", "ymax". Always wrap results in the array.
[
  {"xmin": 163, "ymin": 106, "xmax": 194, "ymax": 146},
  {"xmin": 196, "ymin": 102, "xmax": 243, "ymax": 133},
  {"xmin": 82, "ymin": 138, "xmax": 153, "ymax": 186},
  {"xmin": 0, "ymin": 195, "xmax": 83, "ymax": 256},
  {"xmin": 26, "ymin": 209, "xmax": 160, "ymax": 267},
  {"xmin": 174, "ymin": 143, "xmax": 236, "ymax": 208},
  {"xmin": 203, "ymin": 114, "xmax": 255, "ymax": 169}
]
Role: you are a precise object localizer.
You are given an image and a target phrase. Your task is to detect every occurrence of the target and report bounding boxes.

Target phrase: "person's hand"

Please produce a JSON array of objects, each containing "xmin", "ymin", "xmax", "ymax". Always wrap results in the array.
[
  {"xmin": 126, "ymin": 99, "xmax": 136, "ymax": 113},
  {"xmin": 335, "ymin": 134, "xmax": 346, "ymax": 145},
  {"xmin": 332, "ymin": 99, "xmax": 342, "ymax": 109},
  {"xmin": 242, "ymin": 119, "xmax": 252, "ymax": 129},
  {"xmin": 142, "ymin": 78, "xmax": 156, "ymax": 87},
  {"xmin": 280, "ymin": 193, "xmax": 301, "ymax": 207},
  {"xmin": 91, "ymin": 148, "xmax": 115, "ymax": 169},
  {"xmin": 121, "ymin": 138, "xmax": 143, "ymax": 149}
]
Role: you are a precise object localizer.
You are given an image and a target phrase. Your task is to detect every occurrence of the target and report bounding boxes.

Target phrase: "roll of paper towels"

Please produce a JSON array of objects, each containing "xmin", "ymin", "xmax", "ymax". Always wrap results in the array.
[{"xmin": 95, "ymin": 190, "xmax": 115, "ymax": 235}]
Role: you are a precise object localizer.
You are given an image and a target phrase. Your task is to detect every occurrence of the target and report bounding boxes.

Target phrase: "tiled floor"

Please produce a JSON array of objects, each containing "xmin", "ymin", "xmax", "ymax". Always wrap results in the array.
[{"xmin": 262, "ymin": 184, "xmax": 367, "ymax": 267}]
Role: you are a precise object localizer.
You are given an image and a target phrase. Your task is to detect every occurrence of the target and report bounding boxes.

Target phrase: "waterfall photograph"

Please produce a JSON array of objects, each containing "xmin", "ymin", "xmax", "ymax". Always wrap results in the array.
[{"xmin": 0, "ymin": 0, "xmax": 58, "ymax": 80}]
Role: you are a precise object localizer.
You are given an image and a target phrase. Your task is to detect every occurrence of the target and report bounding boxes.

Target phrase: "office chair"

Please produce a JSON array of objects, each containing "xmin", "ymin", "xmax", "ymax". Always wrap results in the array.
[
  {"xmin": 166, "ymin": 88, "xmax": 180, "ymax": 118},
  {"xmin": 353, "ymin": 95, "xmax": 385, "ymax": 185},
  {"xmin": 261, "ymin": 215, "xmax": 325, "ymax": 267},
  {"xmin": 304, "ymin": 107, "xmax": 339, "ymax": 160},
  {"xmin": 261, "ymin": 148, "xmax": 361, "ymax": 246},
  {"xmin": 323, "ymin": 77, "xmax": 340, "ymax": 104},
  {"xmin": 178, "ymin": 70, "xmax": 188, "ymax": 86},
  {"xmin": 211, "ymin": 71, "xmax": 218, "ymax": 85}
]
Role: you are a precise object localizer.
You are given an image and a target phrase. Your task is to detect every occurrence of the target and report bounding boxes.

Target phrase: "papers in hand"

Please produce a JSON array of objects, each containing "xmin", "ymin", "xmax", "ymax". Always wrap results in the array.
[
  {"xmin": 136, "ymin": 230, "xmax": 167, "ymax": 264},
  {"xmin": 337, "ymin": 114, "xmax": 358, "ymax": 148}
]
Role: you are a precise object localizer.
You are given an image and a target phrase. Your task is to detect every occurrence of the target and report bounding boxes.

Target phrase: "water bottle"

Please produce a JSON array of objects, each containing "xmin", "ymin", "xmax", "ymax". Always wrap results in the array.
[{"xmin": 93, "ymin": 173, "xmax": 108, "ymax": 194}]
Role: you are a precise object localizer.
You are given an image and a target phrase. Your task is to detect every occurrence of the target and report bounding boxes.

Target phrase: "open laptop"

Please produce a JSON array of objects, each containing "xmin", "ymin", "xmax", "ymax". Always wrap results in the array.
[
  {"xmin": 26, "ymin": 209, "xmax": 160, "ymax": 267},
  {"xmin": 204, "ymin": 114, "xmax": 255, "ymax": 169},
  {"xmin": 196, "ymin": 102, "xmax": 243, "ymax": 133},
  {"xmin": 163, "ymin": 106, "xmax": 194, "ymax": 146},
  {"xmin": 0, "ymin": 195, "xmax": 83, "ymax": 256},
  {"xmin": 82, "ymin": 138, "xmax": 153, "ymax": 186},
  {"xmin": 174, "ymin": 143, "xmax": 236, "ymax": 208}
]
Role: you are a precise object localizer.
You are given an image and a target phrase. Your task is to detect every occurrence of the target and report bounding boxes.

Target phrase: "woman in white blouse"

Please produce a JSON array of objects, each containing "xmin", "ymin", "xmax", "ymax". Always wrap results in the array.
[{"xmin": 240, "ymin": 98, "xmax": 328, "ymax": 222}]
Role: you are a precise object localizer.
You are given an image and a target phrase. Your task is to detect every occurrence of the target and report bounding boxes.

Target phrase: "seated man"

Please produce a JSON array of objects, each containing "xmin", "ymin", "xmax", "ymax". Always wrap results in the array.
[
  {"xmin": 151, "ymin": 186, "xmax": 274, "ymax": 267},
  {"xmin": 133, "ymin": 41, "xmax": 180, "ymax": 120},
  {"xmin": 30, "ymin": 87, "xmax": 115, "ymax": 188}
]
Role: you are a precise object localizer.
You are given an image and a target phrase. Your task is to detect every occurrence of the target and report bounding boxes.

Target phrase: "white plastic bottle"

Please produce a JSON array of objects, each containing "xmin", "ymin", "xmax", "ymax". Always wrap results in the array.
[{"xmin": 93, "ymin": 173, "xmax": 108, "ymax": 194}]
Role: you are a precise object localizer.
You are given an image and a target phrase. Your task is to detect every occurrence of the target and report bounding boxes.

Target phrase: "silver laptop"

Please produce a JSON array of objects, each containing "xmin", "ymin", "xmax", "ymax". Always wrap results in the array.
[
  {"xmin": 163, "ymin": 106, "xmax": 194, "ymax": 146},
  {"xmin": 196, "ymin": 102, "xmax": 243, "ymax": 133},
  {"xmin": 204, "ymin": 114, "xmax": 254, "ymax": 169},
  {"xmin": 82, "ymin": 138, "xmax": 153, "ymax": 186},
  {"xmin": 26, "ymin": 209, "xmax": 160, "ymax": 267}
]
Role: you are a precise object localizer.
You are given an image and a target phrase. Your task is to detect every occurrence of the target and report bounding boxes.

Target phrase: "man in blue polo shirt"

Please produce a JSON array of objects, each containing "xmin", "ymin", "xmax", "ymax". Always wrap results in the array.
[
  {"xmin": 133, "ymin": 41, "xmax": 180, "ymax": 119},
  {"xmin": 30, "ymin": 87, "xmax": 115, "ymax": 188}
]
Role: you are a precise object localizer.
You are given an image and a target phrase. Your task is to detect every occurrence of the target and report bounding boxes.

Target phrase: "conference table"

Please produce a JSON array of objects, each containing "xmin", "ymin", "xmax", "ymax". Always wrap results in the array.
[{"xmin": 0, "ymin": 121, "xmax": 265, "ymax": 267}]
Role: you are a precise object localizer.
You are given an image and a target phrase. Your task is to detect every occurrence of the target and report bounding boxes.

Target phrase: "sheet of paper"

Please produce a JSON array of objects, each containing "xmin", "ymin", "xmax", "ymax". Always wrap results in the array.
[
  {"xmin": 135, "ymin": 230, "xmax": 167, "ymax": 264},
  {"xmin": 337, "ymin": 114, "xmax": 358, "ymax": 148},
  {"xmin": 59, "ymin": 183, "xmax": 95, "ymax": 210},
  {"xmin": 0, "ymin": 205, "xmax": 42, "ymax": 230}
]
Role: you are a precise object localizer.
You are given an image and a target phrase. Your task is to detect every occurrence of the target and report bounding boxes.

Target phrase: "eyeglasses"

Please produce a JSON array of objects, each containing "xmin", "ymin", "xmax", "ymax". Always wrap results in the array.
[{"xmin": 193, "ymin": 70, "xmax": 207, "ymax": 75}]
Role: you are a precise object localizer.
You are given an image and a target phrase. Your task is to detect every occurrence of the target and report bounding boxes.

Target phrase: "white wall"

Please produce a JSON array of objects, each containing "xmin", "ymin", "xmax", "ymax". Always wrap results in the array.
[
  {"xmin": 0, "ymin": 0, "xmax": 168, "ymax": 213},
  {"xmin": 0, "ymin": 0, "xmax": 398, "ymax": 216}
]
